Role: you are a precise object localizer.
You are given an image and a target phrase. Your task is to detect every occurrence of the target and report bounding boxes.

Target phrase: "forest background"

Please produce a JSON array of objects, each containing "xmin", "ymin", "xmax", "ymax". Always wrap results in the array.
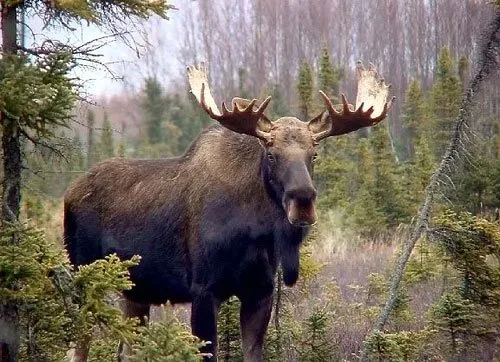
[{"xmin": 1, "ymin": 0, "xmax": 500, "ymax": 361}]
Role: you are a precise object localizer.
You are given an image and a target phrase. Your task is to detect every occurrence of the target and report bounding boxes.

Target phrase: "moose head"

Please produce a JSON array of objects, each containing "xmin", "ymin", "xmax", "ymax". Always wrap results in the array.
[{"xmin": 187, "ymin": 62, "xmax": 394, "ymax": 228}]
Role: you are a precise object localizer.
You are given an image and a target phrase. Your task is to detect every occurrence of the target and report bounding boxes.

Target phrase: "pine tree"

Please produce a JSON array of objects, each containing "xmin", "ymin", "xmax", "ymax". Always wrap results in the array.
[
  {"xmin": 87, "ymin": 109, "xmax": 97, "ymax": 169},
  {"xmin": 430, "ymin": 292, "xmax": 475, "ymax": 359},
  {"xmin": 428, "ymin": 47, "xmax": 462, "ymax": 157},
  {"xmin": 346, "ymin": 138, "xmax": 386, "ymax": 236},
  {"xmin": 428, "ymin": 211, "xmax": 500, "ymax": 360},
  {"xmin": 267, "ymin": 84, "xmax": 290, "ymax": 119},
  {"xmin": 117, "ymin": 122, "xmax": 127, "ymax": 157},
  {"xmin": 370, "ymin": 125, "xmax": 408, "ymax": 227},
  {"xmin": 217, "ymin": 297, "xmax": 243, "ymax": 362},
  {"xmin": 405, "ymin": 135, "xmax": 436, "ymax": 215},
  {"xmin": 317, "ymin": 48, "xmax": 341, "ymax": 100},
  {"xmin": 100, "ymin": 112, "xmax": 115, "ymax": 159},
  {"xmin": 297, "ymin": 61, "xmax": 314, "ymax": 120},
  {"xmin": 314, "ymin": 136, "xmax": 355, "ymax": 213},
  {"xmin": 142, "ymin": 76, "xmax": 166, "ymax": 145},
  {"xmin": 401, "ymin": 79, "xmax": 425, "ymax": 160},
  {"xmin": 297, "ymin": 307, "xmax": 336, "ymax": 362}
]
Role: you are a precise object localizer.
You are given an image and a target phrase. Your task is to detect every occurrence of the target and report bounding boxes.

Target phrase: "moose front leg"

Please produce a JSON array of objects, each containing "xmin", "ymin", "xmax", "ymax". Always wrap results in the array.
[
  {"xmin": 191, "ymin": 288, "xmax": 219, "ymax": 360},
  {"xmin": 239, "ymin": 296, "xmax": 273, "ymax": 362}
]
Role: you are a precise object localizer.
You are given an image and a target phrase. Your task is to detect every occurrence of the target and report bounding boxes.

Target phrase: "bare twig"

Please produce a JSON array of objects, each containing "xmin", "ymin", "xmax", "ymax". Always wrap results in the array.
[{"xmin": 360, "ymin": 8, "xmax": 500, "ymax": 361}]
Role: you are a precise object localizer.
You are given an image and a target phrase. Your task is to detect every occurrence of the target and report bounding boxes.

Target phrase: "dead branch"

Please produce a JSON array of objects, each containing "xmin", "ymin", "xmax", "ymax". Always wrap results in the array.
[{"xmin": 360, "ymin": 8, "xmax": 500, "ymax": 361}]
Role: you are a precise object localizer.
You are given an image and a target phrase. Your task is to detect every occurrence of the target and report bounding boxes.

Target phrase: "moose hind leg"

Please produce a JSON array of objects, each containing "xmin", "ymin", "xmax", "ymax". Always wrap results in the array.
[
  {"xmin": 239, "ymin": 296, "xmax": 273, "ymax": 362},
  {"xmin": 118, "ymin": 298, "xmax": 150, "ymax": 362}
]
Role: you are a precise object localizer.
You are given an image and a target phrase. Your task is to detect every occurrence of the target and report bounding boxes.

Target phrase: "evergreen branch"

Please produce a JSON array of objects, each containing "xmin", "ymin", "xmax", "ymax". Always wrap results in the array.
[{"xmin": 360, "ymin": 9, "xmax": 500, "ymax": 361}]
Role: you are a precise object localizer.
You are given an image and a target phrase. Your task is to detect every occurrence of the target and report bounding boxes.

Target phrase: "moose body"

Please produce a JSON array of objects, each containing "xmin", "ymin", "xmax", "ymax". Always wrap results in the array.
[{"xmin": 64, "ymin": 62, "xmax": 393, "ymax": 361}]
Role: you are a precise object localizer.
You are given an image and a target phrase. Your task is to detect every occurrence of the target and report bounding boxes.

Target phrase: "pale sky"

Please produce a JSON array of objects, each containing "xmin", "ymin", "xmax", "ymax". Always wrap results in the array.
[{"xmin": 24, "ymin": 7, "xmax": 183, "ymax": 97}]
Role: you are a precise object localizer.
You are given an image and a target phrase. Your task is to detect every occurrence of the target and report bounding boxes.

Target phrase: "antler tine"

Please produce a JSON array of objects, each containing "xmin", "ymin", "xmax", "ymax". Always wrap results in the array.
[
  {"xmin": 244, "ymin": 99, "xmax": 257, "ymax": 112},
  {"xmin": 311, "ymin": 62, "xmax": 395, "ymax": 141},
  {"xmin": 256, "ymin": 96, "xmax": 272, "ymax": 114},
  {"xmin": 187, "ymin": 62, "xmax": 222, "ymax": 117},
  {"xmin": 187, "ymin": 62, "xmax": 273, "ymax": 142},
  {"xmin": 199, "ymin": 83, "xmax": 221, "ymax": 119}
]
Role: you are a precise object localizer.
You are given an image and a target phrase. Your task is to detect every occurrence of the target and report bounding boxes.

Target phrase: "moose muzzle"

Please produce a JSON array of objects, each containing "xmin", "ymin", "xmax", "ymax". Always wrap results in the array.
[{"xmin": 283, "ymin": 187, "xmax": 317, "ymax": 227}]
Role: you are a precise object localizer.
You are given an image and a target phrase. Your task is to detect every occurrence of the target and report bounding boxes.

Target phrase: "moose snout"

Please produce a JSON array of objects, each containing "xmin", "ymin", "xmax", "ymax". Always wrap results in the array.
[
  {"xmin": 283, "ymin": 187, "xmax": 317, "ymax": 227},
  {"xmin": 284, "ymin": 187, "xmax": 317, "ymax": 205}
]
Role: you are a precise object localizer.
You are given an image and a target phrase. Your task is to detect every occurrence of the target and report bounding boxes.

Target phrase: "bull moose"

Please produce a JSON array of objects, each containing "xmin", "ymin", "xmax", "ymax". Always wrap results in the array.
[{"xmin": 64, "ymin": 62, "xmax": 393, "ymax": 361}]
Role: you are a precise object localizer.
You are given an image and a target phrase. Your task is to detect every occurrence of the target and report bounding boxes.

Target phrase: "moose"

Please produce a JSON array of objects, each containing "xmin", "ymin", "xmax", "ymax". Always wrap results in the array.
[{"xmin": 64, "ymin": 62, "xmax": 394, "ymax": 361}]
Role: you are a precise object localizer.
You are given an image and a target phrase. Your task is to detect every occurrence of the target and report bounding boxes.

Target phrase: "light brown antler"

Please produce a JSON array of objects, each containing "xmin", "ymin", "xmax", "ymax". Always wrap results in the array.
[
  {"xmin": 187, "ymin": 62, "xmax": 273, "ymax": 142},
  {"xmin": 309, "ymin": 61, "xmax": 395, "ymax": 141}
]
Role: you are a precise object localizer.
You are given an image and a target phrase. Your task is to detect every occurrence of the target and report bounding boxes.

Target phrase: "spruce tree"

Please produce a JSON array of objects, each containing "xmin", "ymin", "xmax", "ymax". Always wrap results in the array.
[
  {"xmin": 370, "ymin": 125, "xmax": 408, "ymax": 227},
  {"xmin": 297, "ymin": 61, "xmax": 314, "ymax": 120},
  {"xmin": 142, "ymin": 76, "xmax": 166, "ymax": 145},
  {"xmin": 267, "ymin": 84, "xmax": 290, "ymax": 119},
  {"xmin": 317, "ymin": 48, "xmax": 341, "ymax": 100},
  {"xmin": 346, "ymin": 138, "xmax": 385, "ymax": 236},
  {"xmin": 428, "ymin": 48, "xmax": 462, "ymax": 157},
  {"xmin": 117, "ymin": 122, "xmax": 127, "ymax": 157},
  {"xmin": 217, "ymin": 297, "xmax": 243, "ymax": 362},
  {"xmin": 401, "ymin": 79, "xmax": 425, "ymax": 160},
  {"xmin": 100, "ymin": 112, "xmax": 115, "ymax": 159},
  {"xmin": 405, "ymin": 135, "xmax": 436, "ymax": 215},
  {"xmin": 86, "ymin": 109, "xmax": 97, "ymax": 169}
]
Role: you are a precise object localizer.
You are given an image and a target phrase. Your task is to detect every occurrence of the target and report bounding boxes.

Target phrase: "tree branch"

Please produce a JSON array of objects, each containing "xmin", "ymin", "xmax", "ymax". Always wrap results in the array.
[{"xmin": 20, "ymin": 130, "xmax": 70, "ymax": 164}]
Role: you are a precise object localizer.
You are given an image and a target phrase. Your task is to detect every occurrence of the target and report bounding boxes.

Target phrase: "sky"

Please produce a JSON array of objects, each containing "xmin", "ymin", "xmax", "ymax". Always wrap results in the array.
[{"xmin": 23, "ymin": 6, "xmax": 183, "ymax": 97}]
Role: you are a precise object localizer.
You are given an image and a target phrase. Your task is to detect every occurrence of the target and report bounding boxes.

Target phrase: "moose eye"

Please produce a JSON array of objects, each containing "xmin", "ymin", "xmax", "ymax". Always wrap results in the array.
[
  {"xmin": 312, "ymin": 153, "xmax": 319, "ymax": 162},
  {"xmin": 267, "ymin": 152, "xmax": 276, "ymax": 163}
]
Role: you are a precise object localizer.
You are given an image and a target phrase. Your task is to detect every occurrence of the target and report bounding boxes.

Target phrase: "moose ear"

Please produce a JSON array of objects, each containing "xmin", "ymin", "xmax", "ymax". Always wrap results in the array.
[{"xmin": 307, "ymin": 111, "xmax": 329, "ymax": 135}]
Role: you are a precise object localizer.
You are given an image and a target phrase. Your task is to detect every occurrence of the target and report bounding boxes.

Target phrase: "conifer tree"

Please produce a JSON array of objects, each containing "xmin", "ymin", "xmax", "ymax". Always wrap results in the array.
[
  {"xmin": 117, "ymin": 122, "xmax": 127, "ymax": 158},
  {"xmin": 401, "ymin": 79, "xmax": 425, "ymax": 160},
  {"xmin": 297, "ymin": 61, "xmax": 314, "ymax": 120},
  {"xmin": 405, "ymin": 135, "xmax": 436, "ymax": 215},
  {"xmin": 217, "ymin": 297, "xmax": 243, "ymax": 362},
  {"xmin": 428, "ymin": 48, "xmax": 462, "ymax": 157},
  {"xmin": 86, "ymin": 109, "xmax": 97, "ymax": 169},
  {"xmin": 267, "ymin": 84, "xmax": 290, "ymax": 119},
  {"xmin": 370, "ymin": 125, "xmax": 407, "ymax": 226},
  {"xmin": 100, "ymin": 112, "xmax": 115, "ymax": 159},
  {"xmin": 317, "ymin": 48, "xmax": 341, "ymax": 100},
  {"xmin": 347, "ymin": 138, "xmax": 385, "ymax": 236},
  {"xmin": 142, "ymin": 76, "xmax": 166, "ymax": 145}
]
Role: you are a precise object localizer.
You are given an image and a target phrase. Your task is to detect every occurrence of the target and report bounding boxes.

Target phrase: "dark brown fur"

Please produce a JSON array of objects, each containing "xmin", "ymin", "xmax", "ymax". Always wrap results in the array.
[{"xmin": 65, "ymin": 121, "xmax": 316, "ymax": 361}]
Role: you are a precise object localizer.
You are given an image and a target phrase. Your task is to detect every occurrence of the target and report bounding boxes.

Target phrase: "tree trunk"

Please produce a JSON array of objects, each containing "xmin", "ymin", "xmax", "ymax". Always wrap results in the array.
[{"xmin": 1, "ymin": 1, "xmax": 21, "ymax": 361}]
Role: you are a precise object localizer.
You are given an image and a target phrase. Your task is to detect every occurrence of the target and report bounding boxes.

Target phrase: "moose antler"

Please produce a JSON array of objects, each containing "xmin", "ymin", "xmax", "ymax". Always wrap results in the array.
[
  {"xmin": 309, "ymin": 61, "xmax": 395, "ymax": 141},
  {"xmin": 187, "ymin": 62, "xmax": 273, "ymax": 143}
]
